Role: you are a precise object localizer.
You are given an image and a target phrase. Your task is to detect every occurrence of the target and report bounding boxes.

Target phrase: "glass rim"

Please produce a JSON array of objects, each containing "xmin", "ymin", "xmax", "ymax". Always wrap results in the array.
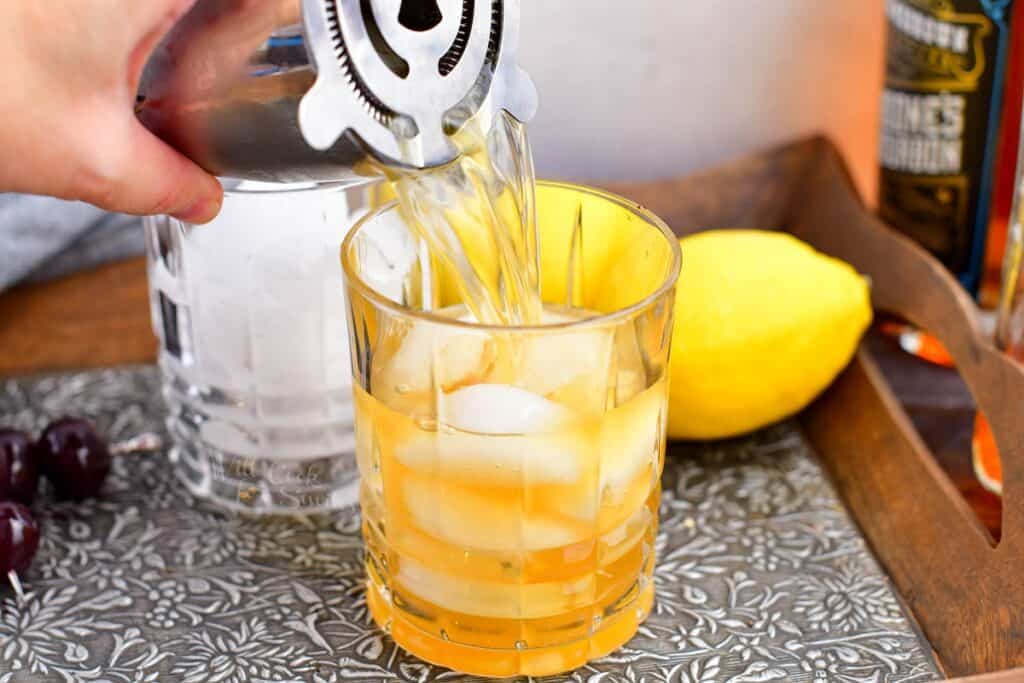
[
  {"xmin": 218, "ymin": 177, "xmax": 379, "ymax": 197},
  {"xmin": 341, "ymin": 180, "xmax": 683, "ymax": 332}
]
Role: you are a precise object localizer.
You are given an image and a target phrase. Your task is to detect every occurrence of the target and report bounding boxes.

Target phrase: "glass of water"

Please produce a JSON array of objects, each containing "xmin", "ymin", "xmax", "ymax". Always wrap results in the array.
[{"xmin": 144, "ymin": 180, "xmax": 376, "ymax": 513}]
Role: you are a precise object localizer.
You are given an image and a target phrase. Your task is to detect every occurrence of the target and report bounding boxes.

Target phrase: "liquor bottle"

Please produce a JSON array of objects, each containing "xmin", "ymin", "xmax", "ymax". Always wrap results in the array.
[
  {"xmin": 880, "ymin": 1, "xmax": 1024, "ymax": 499},
  {"xmin": 879, "ymin": 0, "xmax": 1021, "ymax": 305}
]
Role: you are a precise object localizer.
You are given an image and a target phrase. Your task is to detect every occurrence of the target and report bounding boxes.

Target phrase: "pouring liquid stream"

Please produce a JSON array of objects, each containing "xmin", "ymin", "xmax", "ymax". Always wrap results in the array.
[
  {"xmin": 377, "ymin": 112, "xmax": 544, "ymax": 326},
  {"xmin": 356, "ymin": 110, "xmax": 667, "ymax": 676}
]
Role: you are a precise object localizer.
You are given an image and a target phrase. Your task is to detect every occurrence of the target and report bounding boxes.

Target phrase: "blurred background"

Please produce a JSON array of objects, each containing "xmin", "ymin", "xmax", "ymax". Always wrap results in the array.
[{"xmin": 520, "ymin": 0, "xmax": 886, "ymax": 203}]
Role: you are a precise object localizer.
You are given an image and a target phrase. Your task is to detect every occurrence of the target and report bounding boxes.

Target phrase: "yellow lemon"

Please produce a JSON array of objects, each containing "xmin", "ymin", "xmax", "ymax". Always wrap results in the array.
[{"xmin": 669, "ymin": 230, "xmax": 872, "ymax": 440}]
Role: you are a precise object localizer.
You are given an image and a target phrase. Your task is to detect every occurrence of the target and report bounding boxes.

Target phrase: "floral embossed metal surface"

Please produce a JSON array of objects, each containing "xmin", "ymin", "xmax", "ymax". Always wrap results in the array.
[{"xmin": 0, "ymin": 367, "xmax": 940, "ymax": 682}]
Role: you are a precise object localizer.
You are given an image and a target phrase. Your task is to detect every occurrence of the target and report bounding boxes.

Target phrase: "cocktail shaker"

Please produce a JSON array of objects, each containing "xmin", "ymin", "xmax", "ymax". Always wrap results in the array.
[{"xmin": 137, "ymin": 0, "xmax": 537, "ymax": 182}]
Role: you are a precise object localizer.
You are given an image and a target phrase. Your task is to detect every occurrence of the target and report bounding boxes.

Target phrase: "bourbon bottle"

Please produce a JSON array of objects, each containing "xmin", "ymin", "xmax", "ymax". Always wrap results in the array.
[{"xmin": 879, "ymin": 0, "xmax": 1021, "ymax": 303}]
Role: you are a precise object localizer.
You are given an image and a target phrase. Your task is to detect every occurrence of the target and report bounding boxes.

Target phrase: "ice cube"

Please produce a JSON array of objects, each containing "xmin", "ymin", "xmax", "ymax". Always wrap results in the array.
[
  {"xmin": 613, "ymin": 323, "xmax": 650, "ymax": 406},
  {"xmin": 442, "ymin": 384, "xmax": 572, "ymax": 434},
  {"xmin": 599, "ymin": 505, "xmax": 650, "ymax": 566},
  {"xmin": 393, "ymin": 384, "xmax": 583, "ymax": 485},
  {"xmin": 249, "ymin": 228, "xmax": 344, "ymax": 396},
  {"xmin": 540, "ymin": 381, "xmax": 665, "ymax": 526},
  {"xmin": 354, "ymin": 388, "xmax": 382, "ymax": 494},
  {"xmin": 402, "ymin": 474, "xmax": 588, "ymax": 552},
  {"xmin": 186, "ymin": 226, "xmax": 252, "ymax": 391},
  {"xmin": 396, "ymin": 557, "xmax": 594, "ymax": 620},
  {"xmin": 599, "ymin": 386, "xmax": 663, "ymax": 496},
  {"xmin": 186, "ymin": 184, "xmax": 353, "ymax": 396},
  {"xmin": 373, "ymin": 321, "xmax": 495, "ymax": 404},
  {"xmin": 514, "ymin": 312, "xmax": 615, "ymax": 414},
  {"xmin": 394, "ymin": 430, "xmax": 583, "ymax": 485}
]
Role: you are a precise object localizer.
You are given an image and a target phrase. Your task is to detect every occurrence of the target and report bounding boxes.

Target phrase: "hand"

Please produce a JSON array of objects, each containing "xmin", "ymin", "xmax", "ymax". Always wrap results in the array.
[{"xmin": 0, "ymin": 1, "xmax": 223, "ymax": 223}]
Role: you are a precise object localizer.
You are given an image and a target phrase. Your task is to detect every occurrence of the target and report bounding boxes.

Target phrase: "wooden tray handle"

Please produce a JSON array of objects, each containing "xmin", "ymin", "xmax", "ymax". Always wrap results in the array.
[
  {"xmin": 788, "ymin": 144, "xmax": 1024, "ymax": 547},
  {"xmin": 609, "ymin": 137, "xmax": 1024, "ymax": 674}
]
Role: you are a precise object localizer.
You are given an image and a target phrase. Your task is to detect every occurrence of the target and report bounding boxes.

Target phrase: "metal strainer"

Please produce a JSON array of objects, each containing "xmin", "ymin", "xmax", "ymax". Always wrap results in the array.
[{"xmin": 137, "ymin": 0, "xmax": 537, "ymax": 182}]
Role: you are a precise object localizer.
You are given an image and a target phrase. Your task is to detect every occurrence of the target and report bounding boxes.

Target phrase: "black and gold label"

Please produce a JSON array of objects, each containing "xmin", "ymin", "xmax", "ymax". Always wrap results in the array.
[
  {"xmin": 878, "ymin": 0, "xmax": 1013, "ymax": 287},
  {"xmin": 885, "ymin": 0, "xmax": 992, "ymax": 92},
  {"xmin": 879, "ymin": 172, "xmax": 970, "ymax": 256}
]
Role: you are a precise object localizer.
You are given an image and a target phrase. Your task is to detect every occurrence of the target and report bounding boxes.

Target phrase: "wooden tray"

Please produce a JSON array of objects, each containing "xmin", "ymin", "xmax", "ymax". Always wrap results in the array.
[{"xmin": 608, "ymin": 137, "xmax": 1024, "ymax": 680}]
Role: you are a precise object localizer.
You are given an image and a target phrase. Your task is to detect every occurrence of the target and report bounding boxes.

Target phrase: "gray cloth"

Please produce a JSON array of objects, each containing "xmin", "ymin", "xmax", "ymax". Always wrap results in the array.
[{"xmin": 0, "ymin": 194, "xmax": 144, "ymax": 291}]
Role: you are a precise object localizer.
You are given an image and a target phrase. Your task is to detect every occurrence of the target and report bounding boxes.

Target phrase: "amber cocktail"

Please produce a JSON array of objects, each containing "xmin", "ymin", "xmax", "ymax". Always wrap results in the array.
[{"xmin": 342, "ymin": 182, "xmax": 681, "ymax": 677}]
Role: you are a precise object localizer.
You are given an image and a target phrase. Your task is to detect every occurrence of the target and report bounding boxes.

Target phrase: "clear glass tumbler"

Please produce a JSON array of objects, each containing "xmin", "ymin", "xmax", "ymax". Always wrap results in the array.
[
  {"xmin": 145, "ymin": 180, "xmax": 375, "ymax": 513},
  {"xmin": 342, "ymin": 181, "xmax": 681, "ymax": 677}
]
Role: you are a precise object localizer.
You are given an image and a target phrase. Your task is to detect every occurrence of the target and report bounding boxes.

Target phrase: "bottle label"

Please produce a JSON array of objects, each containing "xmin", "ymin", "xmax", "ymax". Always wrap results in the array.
[{"xmin": 879, "ymin": 0, "xmax": 1012, "ymax": 291}]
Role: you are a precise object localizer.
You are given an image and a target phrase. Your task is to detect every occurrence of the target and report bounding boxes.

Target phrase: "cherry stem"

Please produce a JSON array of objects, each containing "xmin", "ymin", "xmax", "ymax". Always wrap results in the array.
[
  {"xmin": 110, "ymin": 433, "xmax": 163, "ymax": 456},
  {"xmin": 7, "ymin": 570, "xmax": 24, "ymax": 602}
]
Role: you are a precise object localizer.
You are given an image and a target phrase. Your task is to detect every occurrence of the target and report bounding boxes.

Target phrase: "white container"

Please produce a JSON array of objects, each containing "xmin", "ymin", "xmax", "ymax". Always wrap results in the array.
[{"xmin": 145, "ymin": 180, "xmax": 375, "ymax": 513}]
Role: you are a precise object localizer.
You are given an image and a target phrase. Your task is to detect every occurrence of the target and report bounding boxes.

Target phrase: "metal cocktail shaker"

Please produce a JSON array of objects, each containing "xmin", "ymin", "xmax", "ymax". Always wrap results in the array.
[{"xmin": 137, "ymin": 0, "xmax": 538, "ymax": 182}]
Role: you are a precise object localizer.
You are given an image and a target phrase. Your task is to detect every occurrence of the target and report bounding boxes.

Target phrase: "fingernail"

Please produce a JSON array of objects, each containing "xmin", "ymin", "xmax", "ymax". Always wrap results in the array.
[{"xmin": 174, "ymin": 196, "xmax": 222, "ymax": 224}]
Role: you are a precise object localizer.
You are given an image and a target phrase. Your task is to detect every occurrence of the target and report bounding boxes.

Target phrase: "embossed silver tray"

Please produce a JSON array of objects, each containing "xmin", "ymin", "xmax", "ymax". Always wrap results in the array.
[{"xmin": 0, "ymin": 366, "xmax": 939, "ymax": 682}]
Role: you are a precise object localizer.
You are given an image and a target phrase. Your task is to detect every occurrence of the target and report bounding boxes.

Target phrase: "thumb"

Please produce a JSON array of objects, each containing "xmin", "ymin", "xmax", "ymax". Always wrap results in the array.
[{"xmin": 84, "ymin": 122, "xmax": 224, "ymax": 223}]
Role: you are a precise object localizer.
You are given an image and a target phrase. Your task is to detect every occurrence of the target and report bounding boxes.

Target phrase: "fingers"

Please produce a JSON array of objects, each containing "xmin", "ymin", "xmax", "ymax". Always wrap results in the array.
[{"xmin": 74, "ymin": 122, "xmax": 223, "ymax": 223}]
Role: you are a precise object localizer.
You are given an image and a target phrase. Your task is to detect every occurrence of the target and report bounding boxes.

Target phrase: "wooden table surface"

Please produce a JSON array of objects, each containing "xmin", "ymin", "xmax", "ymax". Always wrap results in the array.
[{"xmin": 0, "ymin": 256, "xmax": 1003, "ymax": 540}]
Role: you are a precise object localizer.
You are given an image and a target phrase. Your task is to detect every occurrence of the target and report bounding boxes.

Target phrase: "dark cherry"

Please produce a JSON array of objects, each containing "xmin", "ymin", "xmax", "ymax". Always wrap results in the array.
[
  {"xmin": 0, "ymin": 502, "xmax": 40, "ymax": 575},
  {"xmin": 0, "ymin": 429, "xmax": 39, "ymax": 505},
  {"xmin": 36, "ymin": 418, "xmax": 111, "ymax": 500}
]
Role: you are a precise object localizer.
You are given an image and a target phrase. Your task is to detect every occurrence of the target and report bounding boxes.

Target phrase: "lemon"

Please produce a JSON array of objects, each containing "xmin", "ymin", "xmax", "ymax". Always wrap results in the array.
[{"xmin": 669, "ymin": 230, "xmax": 872, "ymax": 440}]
